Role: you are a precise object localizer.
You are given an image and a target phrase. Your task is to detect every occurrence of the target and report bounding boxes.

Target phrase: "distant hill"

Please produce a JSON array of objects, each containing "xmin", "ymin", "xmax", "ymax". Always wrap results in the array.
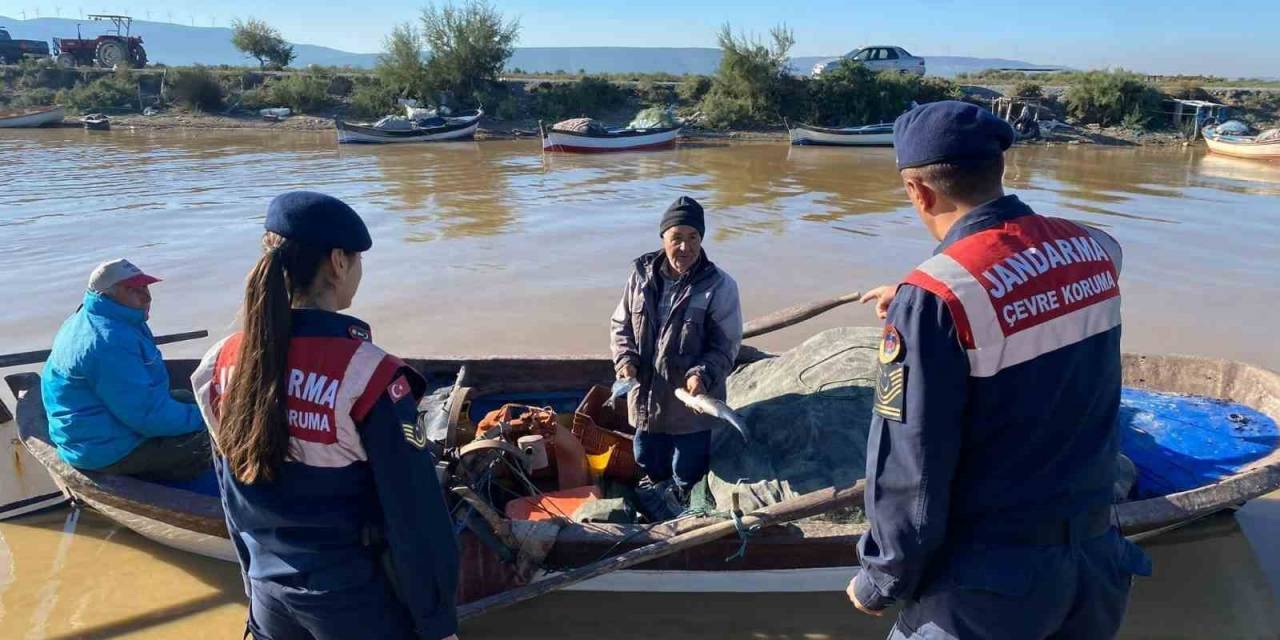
[
  {"xmin": 0, "ymin": 17, "xmax": 1056, "ymax": 77},
  {"xmin": 0, "ymin": 17, "xmax": 379, "ymax": 68}
]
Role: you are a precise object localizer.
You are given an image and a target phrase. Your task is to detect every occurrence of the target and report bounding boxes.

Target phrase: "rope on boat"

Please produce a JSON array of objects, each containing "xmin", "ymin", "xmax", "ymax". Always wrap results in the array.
[{"xmin": 725, "ymin": 482, "xmax": 761, "ymax": 562}]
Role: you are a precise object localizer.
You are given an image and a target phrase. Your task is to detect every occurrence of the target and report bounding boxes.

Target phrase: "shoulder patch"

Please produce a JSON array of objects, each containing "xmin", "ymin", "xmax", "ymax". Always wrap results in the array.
[
  {"xmin": 387, "ymin": 374, "xmax": 411, "ymax": 403},
  {"xmin": 348, "ymin": 324, "xmax": 371, "ymax": 341},
  {"xmin": 879, "ymin": 324, "xmax": 903, "ymax": 364},
  {"xmin": 873, "ymin": 362, "xmax": 906, "ymax": 422}
]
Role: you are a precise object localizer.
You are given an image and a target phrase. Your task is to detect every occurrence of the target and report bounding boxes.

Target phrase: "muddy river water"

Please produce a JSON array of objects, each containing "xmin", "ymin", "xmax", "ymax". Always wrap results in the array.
[{"xmin": 1, "ymin": 129, "xmax": 1279, "ymax": 638}]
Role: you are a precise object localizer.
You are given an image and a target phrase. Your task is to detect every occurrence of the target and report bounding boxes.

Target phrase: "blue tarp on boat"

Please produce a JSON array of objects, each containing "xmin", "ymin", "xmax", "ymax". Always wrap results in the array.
[{"xmin": 1119, "ymin": 389, "xmax": 1280, "ymax": 499}]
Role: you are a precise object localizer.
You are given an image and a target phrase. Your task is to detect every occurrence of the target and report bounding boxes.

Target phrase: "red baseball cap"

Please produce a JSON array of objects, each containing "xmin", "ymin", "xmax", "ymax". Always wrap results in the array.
[{"xmin": 88, "ymin": 259, "xmax": 162, "ymax": 293}]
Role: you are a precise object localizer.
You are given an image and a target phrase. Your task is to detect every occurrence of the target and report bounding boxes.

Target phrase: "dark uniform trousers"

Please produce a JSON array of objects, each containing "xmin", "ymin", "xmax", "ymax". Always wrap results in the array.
[
  {"xmin": 247, "ymin": 573, "xmax": 416, "ymax": 640},
  {"xmin": 890, "ymin": 529, "xmax": 1146, "ymax": 640}
]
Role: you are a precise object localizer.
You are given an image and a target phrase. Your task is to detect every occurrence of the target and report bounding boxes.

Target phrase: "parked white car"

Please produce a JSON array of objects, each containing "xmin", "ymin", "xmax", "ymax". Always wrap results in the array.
[{"xmin": 812, "ymin": 46, "xmax": 926, "ymax": 77}]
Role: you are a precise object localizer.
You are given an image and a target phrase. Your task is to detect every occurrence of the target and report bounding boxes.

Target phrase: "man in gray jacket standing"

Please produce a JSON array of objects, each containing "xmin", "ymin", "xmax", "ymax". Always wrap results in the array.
[{"xmin": 610, "ymin": 196, "xmax": 742, "ymax": 514}]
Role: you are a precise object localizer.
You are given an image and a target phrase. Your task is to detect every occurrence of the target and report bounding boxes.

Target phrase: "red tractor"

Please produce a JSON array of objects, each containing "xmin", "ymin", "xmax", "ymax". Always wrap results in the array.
[{"xmin": 53, "ymin": 15, "xmax": 147, "ymax": 68}]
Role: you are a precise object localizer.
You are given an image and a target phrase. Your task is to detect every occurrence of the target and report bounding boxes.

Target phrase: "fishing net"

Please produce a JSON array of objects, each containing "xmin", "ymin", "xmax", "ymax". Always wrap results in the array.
[
  {"xmin": 628, "ymin": 107, "xmax": 678, "ymax": 130},
  {"xmin": 708, "ymin": 327, "xmax": 881, "ymax": 514},
  {"xmin": 706, "ymin": 326, "xmax": 1141, "ymax": 515},
  {"xmin": 551, "ymin": 117, "xmax": 605, "ymax": 134},
  {"xmin": 373, "ymin": 115, "xmax": 413, "ymax": 130}
]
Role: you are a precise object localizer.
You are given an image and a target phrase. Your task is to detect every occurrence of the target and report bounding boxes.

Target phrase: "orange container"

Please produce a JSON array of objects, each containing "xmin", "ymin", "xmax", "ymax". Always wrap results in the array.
[
  {"xmin": 504, "ymin": 486, "xmax": 602, "ymax": 521},
  {"xmin": 571, "ymin": 385, "xmax": 640, "ymax": 481}
]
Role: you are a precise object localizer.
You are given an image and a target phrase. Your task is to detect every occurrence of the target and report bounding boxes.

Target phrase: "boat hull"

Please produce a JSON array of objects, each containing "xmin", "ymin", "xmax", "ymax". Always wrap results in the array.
[
  {"xmin": 1204, "ymin": 133, "xmax": 1280, "ymax": 160},
  {"xmin": 542, "ymin": 127, "xmax": 680, "ymax": 153},
  {"xmin": 335, "ymin": 113, "xmax": 481, "ymax": 144},
  {"xmin": 0, "ymin": 106, "xmax": 66, "ymax": 128},
  {"xmin": 789, "ymin": 123, "xmax": 893, "ymax": 147},
  {"xmin": 6, "ymin": 350, "xmax": 1280, "ymax": 596}
]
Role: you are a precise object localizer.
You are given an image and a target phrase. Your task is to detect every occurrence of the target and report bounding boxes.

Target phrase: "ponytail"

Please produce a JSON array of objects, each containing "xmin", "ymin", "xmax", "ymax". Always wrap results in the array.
[{"xmin": 217, "ymin": 233, "xmax": 329, "ymax": 484}]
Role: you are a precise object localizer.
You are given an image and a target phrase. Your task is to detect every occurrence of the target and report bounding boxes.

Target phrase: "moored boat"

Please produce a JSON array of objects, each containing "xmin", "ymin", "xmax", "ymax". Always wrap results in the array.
[
  {"xmin": 0, "ymin": 105, "xmax": 66, "ymax": 128},
  {"xmin": 335, "ymin": 109, "xmax": 483, "ymax": 144},
  {"xmin": 788, "ymin": 121, "xmax": 894, "ymax": 147},
  {"xmin": 540, "ymin": 119, "xmax": 681, "ymax": 153},
  {"xmin": 81, "ymin": 113, "xmax": 110, "ymax": 131},
  {"xmin": 1203, "ymin": 125, "xmax": 1280, "ymax": 160},
  {"xmin": 7, "ymin": 346, "xmax": 1280, "ymax": 598}
]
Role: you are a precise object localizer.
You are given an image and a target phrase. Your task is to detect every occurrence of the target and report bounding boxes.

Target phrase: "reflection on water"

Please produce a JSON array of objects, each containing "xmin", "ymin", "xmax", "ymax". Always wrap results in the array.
[
  {"xmin": 1195, "ymin": 153, "xmax": 1280, "ymax": 194},
  {"xmin": 3, "ymin": 130, "xmax": 1280, "ymax": 637}
]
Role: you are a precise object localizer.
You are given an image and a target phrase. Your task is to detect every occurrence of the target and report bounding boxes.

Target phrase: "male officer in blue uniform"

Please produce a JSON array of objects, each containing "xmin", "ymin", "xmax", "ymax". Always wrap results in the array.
[{"xmin": 848, "ymin": 101, "xmax": 1151, "ymax": 639}]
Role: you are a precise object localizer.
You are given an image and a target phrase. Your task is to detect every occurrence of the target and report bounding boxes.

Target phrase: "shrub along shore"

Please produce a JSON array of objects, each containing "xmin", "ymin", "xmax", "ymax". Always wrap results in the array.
[{"xmin": 3, "ymin": 61, "xmax": 1277, "ymax": 146}]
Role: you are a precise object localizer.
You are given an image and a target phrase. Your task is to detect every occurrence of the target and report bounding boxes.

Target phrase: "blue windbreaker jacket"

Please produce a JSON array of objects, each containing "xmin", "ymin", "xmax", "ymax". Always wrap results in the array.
[{"xmin": 41, "ymin": 292, "xmax": 205, "ymax": 469}]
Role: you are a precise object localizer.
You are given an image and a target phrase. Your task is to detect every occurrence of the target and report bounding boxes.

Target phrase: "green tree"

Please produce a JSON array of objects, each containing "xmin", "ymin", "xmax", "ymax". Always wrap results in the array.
[
  {"xmin": 265, "ymin": 41, "xmax": 296, "ymax": 69},
  {"xmin": 231, "ymin": 18, "xmax": 293, "ymax": 69},
  {"xmin": 1064, "ymin": 70, "xmax": 1162, "ymax": 128},
  {"xmin": 699, "ymin": 24, "xmax": 798, "ymax": 128},
  {"xmin": 375, "ymin": 23, "xmax": 430, "ymax": 101},
  {"xmin": 419, "ymin": 1, "xmax": 520, "ymax": 102}
]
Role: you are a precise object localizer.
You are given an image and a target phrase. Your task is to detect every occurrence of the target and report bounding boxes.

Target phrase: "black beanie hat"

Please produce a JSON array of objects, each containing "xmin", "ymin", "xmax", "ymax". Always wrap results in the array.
[{"xmin": 660, "ymin": 196, "xmax": 705, "ymax": 237}]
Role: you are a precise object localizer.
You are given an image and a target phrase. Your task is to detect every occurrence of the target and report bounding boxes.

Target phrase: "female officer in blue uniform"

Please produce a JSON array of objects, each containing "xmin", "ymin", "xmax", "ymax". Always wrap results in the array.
[{"xmin": 192, "ymin": 192, "xmax": 459, "ymax": 640}]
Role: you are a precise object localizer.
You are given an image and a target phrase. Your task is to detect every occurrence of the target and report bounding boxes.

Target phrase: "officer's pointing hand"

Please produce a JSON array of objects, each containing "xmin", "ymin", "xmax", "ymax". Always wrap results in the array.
[
  {"xmin": 859, "ymin": 285, "xmax": 897, "ymax": 320},
  {"xmin": 846, "ymin": 577, "xmax": 884, "ymax": 617}
]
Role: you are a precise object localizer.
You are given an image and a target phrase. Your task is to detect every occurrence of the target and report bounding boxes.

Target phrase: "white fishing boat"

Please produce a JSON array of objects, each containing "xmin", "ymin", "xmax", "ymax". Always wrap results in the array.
[
  {"xmin": 540, "ymin": 119, "xmax": 680, "ymax": 153},
  {"xmin": 1203, "ymin": 125, "xmax": 1280, "ymax": 160},
  {"xmin": 335, "ymin": 110, "xmax": 482, "ymax": 144},
  {"xmin": 788, "ymin": 121, "xmax": 894, "ymax": 147},
  {"xmin": 0, "ymin": 106, "xmax": 66, "ymax": 128}
]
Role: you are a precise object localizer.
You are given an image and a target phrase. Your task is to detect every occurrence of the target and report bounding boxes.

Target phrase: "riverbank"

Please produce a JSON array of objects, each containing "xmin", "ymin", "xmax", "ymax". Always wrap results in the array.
[{"xmin": 36, "ymin": 109, "xmax": 1199, "ymax": 147}]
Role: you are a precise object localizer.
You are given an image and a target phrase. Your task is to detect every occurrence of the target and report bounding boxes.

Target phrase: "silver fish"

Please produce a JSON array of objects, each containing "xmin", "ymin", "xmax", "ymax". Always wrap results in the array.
[
  {"xmin": 674, "ymin": 388, "xmax": 749, "ymax": 441},
  {"xmin": 611, "ymin": 377, "xmax": 639, "ymax": 400}
]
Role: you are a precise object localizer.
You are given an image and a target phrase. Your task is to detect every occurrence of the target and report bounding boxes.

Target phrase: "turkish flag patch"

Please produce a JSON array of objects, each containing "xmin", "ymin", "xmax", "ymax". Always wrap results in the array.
[{"xmin": 387, "ymin": 374, "xmax": 411, "ymax": 402}]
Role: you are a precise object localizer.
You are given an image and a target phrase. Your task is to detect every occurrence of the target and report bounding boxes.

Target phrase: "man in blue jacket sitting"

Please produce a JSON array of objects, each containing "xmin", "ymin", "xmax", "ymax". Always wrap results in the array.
[{"xmin": 42, "ymin": 259, "xmax": 210, "ymax": 482}]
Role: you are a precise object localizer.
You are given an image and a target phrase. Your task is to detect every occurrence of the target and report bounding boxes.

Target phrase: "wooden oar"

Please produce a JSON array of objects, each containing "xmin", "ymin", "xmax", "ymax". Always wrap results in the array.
[
  {"xmin": 457, "ymin": 481, "xmax": 865, "ymax": 620},
  {"xmin": 742, "ymin": 291, "xmax": 863, "ymax": 339},
  {"xmin": 0, "ymin": 330, "xmax": 210, "ymax": 369}
]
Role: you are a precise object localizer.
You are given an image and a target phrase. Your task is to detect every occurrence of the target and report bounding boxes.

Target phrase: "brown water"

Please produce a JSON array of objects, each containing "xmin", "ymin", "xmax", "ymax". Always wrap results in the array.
[{"xmin": 2, "ymin": 129, "xmax": 1280, "ymax": 638}]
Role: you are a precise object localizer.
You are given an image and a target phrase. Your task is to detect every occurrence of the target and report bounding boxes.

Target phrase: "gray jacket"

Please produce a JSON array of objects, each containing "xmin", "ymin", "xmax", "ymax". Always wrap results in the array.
[{"xmin": 610, "ymin": 250, "xmax": 742, "ymax": 435}]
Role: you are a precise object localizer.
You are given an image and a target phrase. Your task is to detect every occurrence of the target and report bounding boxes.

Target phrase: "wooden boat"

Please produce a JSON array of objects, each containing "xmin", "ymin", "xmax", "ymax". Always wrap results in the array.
[
  {"xmin": 540, "ymin": 121, "xmax": 681, "ymax": 153},
  {"xmin": 1203, "ymin": 125, "xmax": 1280, "ymax": 160},
  {"xmin": 0, "ymin": 405, "xmax": 67, "ymax": 520},
  {"xmin": 7, "ymin": 349, "xmax": 1280, "ymax": 598},
  {"xmin": 335, "ymin": 110, "xmax": 482, "ymax": 144},
  {"xmin": 788, "ymin": 121, "xmax": 894, "ymax": 147},
  {"xmin": 81, "ymin": 113, "xmax": 110, "ymax": 131},
  {"xmin": 0, "ymin": 105, "xmax": 66, "ymax": 128}
]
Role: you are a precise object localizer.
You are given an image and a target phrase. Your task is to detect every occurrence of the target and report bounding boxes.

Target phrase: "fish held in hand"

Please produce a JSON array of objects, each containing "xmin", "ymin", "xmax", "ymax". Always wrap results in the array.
[
  {"xmin": 611, "ymin": 378, "xmax": 639, "ymax": 400},
  {"xmin": 674, "ymin": 388, "xmax": 749, "ymax": 441}
]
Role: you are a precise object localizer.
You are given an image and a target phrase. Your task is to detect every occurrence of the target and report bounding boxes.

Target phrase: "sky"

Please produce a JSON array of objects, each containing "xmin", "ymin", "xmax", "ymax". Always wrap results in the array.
[{"xmin": 3, "ymin": 0, "xmax": 1279, "ymax": 77}]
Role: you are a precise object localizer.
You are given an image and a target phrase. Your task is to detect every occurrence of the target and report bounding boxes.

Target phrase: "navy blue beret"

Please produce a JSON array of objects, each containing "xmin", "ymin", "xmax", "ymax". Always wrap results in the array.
[
  {"xmin": 265, "ymin": 191, "xmax": 372, "ymax": 252},
  {"xmin": 893, "ymin": 101, "xmax": 1015, "ymax": 170}
]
